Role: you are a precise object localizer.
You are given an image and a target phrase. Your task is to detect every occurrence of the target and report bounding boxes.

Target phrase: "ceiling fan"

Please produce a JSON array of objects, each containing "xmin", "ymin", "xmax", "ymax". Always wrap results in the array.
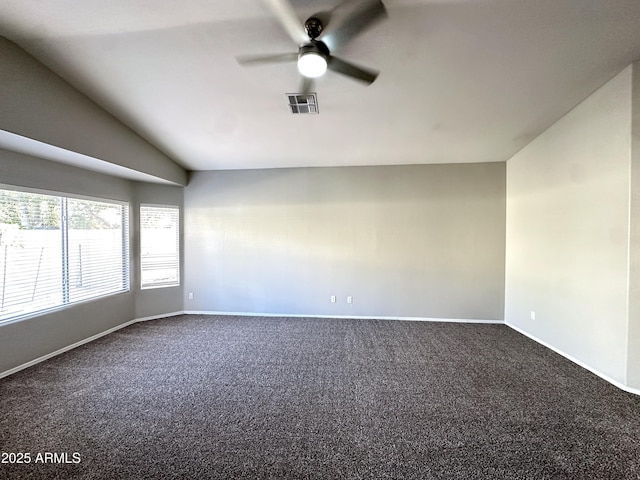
[{"xmin": 237, "ymin": 0, "xmax": 387, "ymax": 93}]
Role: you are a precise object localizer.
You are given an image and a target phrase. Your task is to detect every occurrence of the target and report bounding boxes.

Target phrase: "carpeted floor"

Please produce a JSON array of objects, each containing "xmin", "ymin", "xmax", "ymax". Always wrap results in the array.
[{"xmin": 1, "ymin": 314, "xmax": 639, "ymax": 479}]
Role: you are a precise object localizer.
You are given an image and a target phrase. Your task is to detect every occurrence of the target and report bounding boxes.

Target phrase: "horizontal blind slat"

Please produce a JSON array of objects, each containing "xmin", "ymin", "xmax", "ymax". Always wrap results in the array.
[
  {"xmin": 1, "ymin": 190, "xmax": 129, "ymax": 322},
  {"xmin": 140, "ymin": 206, "xmax": 179, "ymax": 289}
]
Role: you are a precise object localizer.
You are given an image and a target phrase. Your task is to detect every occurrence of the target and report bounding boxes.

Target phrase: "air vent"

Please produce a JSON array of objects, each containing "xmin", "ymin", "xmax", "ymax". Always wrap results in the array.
[{"xmin": 286, "ymin": 93, "xmax": 319, "ymax": 114}]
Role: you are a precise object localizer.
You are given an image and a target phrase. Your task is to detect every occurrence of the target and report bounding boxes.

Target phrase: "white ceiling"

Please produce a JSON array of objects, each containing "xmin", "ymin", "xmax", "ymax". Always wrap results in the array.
[{"xmin": 1, "ymin": 0, "xmax": 640, "ymax": 171}]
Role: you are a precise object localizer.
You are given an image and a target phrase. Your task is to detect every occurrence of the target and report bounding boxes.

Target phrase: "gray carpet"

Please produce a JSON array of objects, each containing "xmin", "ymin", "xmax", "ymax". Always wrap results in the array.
[{"xmin": 1, "ymin": 314, "xmax": 639, "ymax": 479}]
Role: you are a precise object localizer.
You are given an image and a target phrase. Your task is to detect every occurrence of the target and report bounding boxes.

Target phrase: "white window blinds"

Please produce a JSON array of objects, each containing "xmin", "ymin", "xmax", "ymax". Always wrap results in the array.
[
  {"xmin": 140, "ymin": 205, "xmax": 180, "ymax": 289},
  {"xmin": 0, "ymin": 189, "xmax": 129, "ymax": 323}
]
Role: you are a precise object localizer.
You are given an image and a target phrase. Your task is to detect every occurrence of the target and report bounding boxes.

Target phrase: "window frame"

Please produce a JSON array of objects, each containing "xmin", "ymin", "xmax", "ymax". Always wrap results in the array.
[
  {"xmin": 0, "ymin": 184, "xmax": 130, "ymax": 325},
  {"xmin": 139, "ymin": 204, "xmax": 181, "ymax": 290}
]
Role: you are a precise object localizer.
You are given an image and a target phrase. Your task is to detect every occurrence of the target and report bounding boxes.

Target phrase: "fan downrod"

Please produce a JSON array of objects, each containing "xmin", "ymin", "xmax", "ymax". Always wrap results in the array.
[{"xmin": 304, "ymin": 17, "xmax": 324, "ymax": 39}]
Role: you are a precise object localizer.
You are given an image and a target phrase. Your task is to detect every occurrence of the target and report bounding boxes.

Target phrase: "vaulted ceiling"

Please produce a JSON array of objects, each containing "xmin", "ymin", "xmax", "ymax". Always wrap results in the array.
[{"xmin": 2, "ymin": 0, "xmax": 640, "ymax": 171}]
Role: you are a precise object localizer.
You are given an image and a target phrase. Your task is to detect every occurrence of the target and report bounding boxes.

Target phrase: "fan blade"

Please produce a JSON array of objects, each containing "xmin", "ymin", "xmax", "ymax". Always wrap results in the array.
[
  {"xmin": 263, "ymin": 0, "xmax": 309, "ymax": 45},
  {"xmin": 300, "ymin": 77, "xmax": 314, "ymax": 96},
  {"xmin": 327, "ymin": 56, "xmax": 379, "ymax": 84},
  {"xmin": 321, "ymin": 0, "xmax": 387, "ymax": 51},
  {"xmin": 237, "ymin": 52, "xmax": 298, "ymax": 66}
]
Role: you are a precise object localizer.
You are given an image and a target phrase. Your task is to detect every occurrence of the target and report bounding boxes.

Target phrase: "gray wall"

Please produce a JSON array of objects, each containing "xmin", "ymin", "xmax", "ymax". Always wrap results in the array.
[
  {"xmin": 505, "ymin": 67, "xmax": 633, "ymax": 385},
  {"xmin": 184, "ymin": 163, "xmax": 506, "ymax": 320},
  {"xmin": 3, "ymin": 24, "xmax": 637, "ymax": 392},
  {"xmin": 0, "ymin": 36, "xmax": 188, "ymax": 375},
  {"xmin": 0, "ymin": 150, "xmax": 135, "ymax": 373},
  {"xmin": 0, "ymin": 36, "xmax": 186, "ymax": 185},
  {"xmin": 0, "ymin": 150, "xmax": 184, "ymax": 374}
]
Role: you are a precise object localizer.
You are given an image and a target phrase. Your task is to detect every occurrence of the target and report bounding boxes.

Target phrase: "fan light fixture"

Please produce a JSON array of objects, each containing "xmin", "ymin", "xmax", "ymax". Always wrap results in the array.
[
  {"xmin": 237, "ymin": 0, "xmax": 385, "ymax": 88},
  {"xmin": 298, "ymin": 51, "xmax": 327, "ymax": 78}
]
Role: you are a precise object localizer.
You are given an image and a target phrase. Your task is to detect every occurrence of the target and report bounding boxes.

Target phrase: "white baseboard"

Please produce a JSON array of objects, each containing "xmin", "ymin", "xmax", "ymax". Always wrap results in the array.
[
  {"xmin": 183, "ymin": 310, "xmax": 505, "ymax": 324},
  {"xmin": 2, "ymin": 310, "xmax": 501, "ymax": 378},
  {"xmin": 0, "ymin": 319, "xmax": 137, "ymax": 379},
  {"xmin": 506, "ymin": 322, "xmax": 640, "ymax": 396},
  {"xmin": 9, "ymin": 312, "xmax": 637, "ymax": 397},
  {"xmin": 0, "ymin": 311, "xmax": 187, "ymax": 379},
  {"xmin": 135, "ymin": 311, "xmax": 185, "ymax": 323}
]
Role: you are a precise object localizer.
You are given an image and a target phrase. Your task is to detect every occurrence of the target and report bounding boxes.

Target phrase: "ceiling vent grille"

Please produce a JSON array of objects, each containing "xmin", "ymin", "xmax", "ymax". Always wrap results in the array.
[{"xmin": 286, "ymin": 93, "xmax": 319, "ymax": 114}]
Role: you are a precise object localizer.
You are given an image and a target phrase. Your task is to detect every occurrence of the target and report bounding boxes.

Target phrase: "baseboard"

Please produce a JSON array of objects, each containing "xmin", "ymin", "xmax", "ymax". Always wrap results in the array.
[
  {"xmin": 8, "ymin": 312, "xmax": 638, "ymax": 396},
  {"xmin": 506, "ymin": 322, "xmax": 640, "ymax": 397},
  {"xmin": 0, "ymin": 319, "xmax": 138, "ymax": 379},
  {"xmin": 135, "ymin": 311, "xmax": 185, "ymax": 322},
  {"xmin": 184, "ymin": 310, "xmax": 505, "ymax": 324},
  {"xmin": 0, "ymin": 311, "xmax": 187, "ymax": 379}
]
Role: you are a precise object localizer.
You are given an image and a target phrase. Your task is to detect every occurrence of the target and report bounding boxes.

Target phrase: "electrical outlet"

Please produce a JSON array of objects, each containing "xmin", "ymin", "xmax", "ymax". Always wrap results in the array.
[
  {"xmin": 347, "ymin": 296, "xmax": 352, "ymax": 304},
  {"xmin": 188, "ymin": 292, "xmax": 194, "ymax": 300},
  {"xmin": 530, "ymin": 311, "xmax": 536, "ymax": 320},
  {"xmin": 331, "ymin": 295, "xmax": 336, "ymax": 303}
]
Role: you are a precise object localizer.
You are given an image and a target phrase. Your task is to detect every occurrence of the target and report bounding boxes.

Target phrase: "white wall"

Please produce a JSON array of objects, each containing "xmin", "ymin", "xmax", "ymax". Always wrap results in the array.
[
  {"xmin": 628, "ymin": 61, "xmax": 640, "ymax": 388},
  {"xmin": 184, "ymin": 163, "xmax": 506, "ymax": 320},
  {"xmin": 505, "ymin": 67, "xmax": 633, "ymax": 385}
]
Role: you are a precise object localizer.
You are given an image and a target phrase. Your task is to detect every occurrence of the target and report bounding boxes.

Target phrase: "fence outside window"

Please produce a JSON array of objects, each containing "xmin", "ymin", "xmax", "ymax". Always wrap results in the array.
[
  {"xmin": 140, "ymin": 205, "xmax": 180, "ymax": 289},
  {"xmin": 0, "ymin": 189, "xmax": 129, "ymax": 323}
]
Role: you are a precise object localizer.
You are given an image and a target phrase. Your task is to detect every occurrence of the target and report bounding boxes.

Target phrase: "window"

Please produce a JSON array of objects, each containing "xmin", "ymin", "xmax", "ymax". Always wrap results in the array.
[
  {"xmin": 0, "ymin": 188, "xmax": 129, "ymax": 323},
  {"xmin": 140, "ymin": 205, "xmax": 180, "ymax": 289}
]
